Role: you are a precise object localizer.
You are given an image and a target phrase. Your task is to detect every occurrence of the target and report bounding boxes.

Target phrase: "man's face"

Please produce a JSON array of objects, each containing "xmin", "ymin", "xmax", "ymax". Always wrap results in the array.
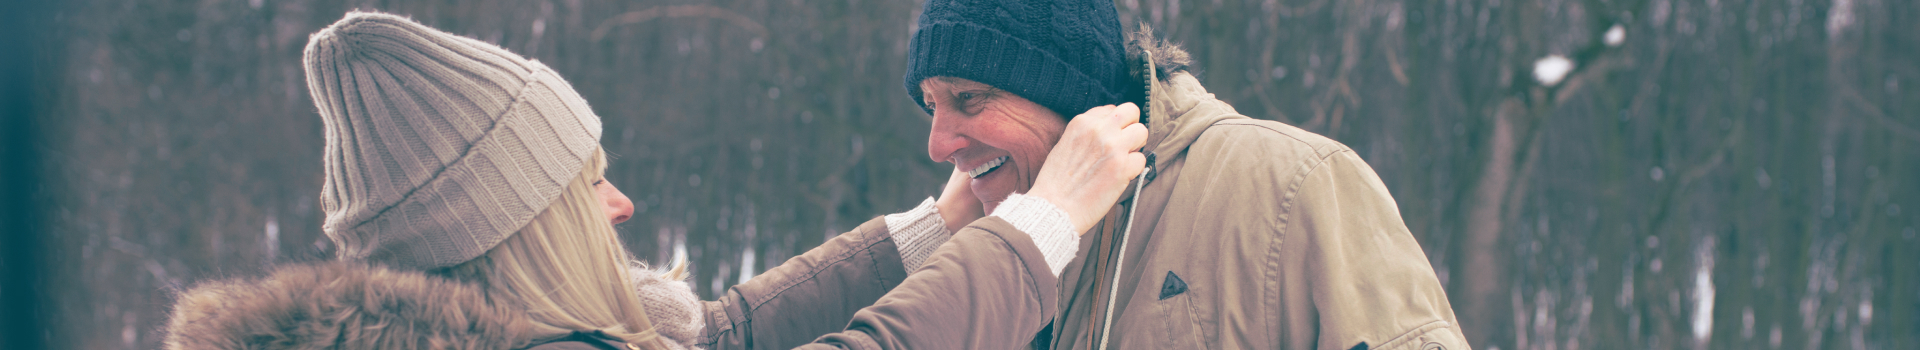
[{"xmin": 920, "ymin": 77, "xmax": 1068, "ymax": 213}]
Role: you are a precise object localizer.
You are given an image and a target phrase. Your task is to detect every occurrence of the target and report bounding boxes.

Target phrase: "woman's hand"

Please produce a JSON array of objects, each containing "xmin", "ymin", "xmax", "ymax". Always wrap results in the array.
[
  {"xmin": 1025, "ymin": 103, "xmax": 1149, "ymax": 234},
  {"xmin": 936, "ymin": 166, "xmax": 986, "ymax": 233}
]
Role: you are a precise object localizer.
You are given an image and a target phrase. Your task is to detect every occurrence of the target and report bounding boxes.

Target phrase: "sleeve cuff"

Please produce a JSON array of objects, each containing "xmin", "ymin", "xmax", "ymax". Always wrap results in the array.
[
  {"xmin": 883, "ymin": 198, "xmax": 952, "ymax": 271},
  {"xmin": 989, "ymin": 193, "xmax": 1081, "ymax": 277}
]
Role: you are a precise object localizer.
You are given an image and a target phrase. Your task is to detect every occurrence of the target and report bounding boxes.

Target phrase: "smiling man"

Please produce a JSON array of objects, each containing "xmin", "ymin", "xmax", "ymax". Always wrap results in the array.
[
  {"xmin": 923, "ymin": 76, "xmax": 1070, "ymax": 213},
  {"xmin": 899, "ymin": 0, "xmax": 1473, "ymax": 349}
]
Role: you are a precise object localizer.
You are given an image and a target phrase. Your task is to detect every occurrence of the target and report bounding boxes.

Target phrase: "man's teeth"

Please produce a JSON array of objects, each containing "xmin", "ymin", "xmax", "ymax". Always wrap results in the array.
[{"xmin": 967, "ymin": 156, "xmax": 1009, "ymax": 179}]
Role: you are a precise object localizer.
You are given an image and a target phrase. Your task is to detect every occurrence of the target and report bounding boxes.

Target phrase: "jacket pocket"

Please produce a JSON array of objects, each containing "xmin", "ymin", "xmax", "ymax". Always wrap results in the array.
[{"xmin": 1155, "ymin": 271, "xmax": 1212, "ymax": 349}]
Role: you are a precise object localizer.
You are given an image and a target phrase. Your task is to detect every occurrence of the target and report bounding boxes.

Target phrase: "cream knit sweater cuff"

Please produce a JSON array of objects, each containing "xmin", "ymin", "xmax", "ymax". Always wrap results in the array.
[
  {"xmin": 883, "ymin": 198, "xmax": 952, "ymax": 271},
  {"xmin": 885, "ymin": 195, "xmax": 1080, "ymax": 276},
  {"xmin": 988, "ymin": 194, "xmax": 1080, "ymax": 277}
]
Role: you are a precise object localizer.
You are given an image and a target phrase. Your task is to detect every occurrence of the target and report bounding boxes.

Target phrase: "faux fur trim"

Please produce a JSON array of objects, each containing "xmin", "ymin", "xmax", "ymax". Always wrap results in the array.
[
  {"xmin": 1123, "ymin": 23, "xmax": 1194, "ymax": 105},
  {"xmin": 1126, "ymin": 23, "xmax": 1193, "ymax": 81},
  {"xmin": 163, "ymin": 261, "xmax": 533, "ymax": 350}
]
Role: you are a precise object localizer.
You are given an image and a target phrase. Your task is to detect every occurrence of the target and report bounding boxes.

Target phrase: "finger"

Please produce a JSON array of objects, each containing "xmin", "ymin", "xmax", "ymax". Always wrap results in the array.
[
  {"xmin": 1112, "ymin": 102, "xmax": 1141, "ymax": 126},
  {"xmin": 1077, "ymin": 104, "xmax": 1118, "ymax": 121},
  {"xmin": 941, "ymin": 166, "xmax": 972, "ymax": 196},
  {"xmin": 1119, "ymin": 122, "xmax": 1149, "ymax": 149},
  {"xmin": 1117, "ymin": 151, "xmax": 1148, "ymax": 179},
  {"xmin": 1090, "ymin": 103, "xmax": 1134, "ymax": 130},
  {"xmin": 948, "ymin": 165, "xmax": 971, "ymax": 183}
]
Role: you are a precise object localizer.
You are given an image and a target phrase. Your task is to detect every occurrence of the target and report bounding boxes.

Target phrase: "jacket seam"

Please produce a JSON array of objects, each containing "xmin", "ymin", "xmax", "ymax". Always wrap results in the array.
[
  {"xmin": 1184, "ymin": 294, "xmax": 1213, "ymax": 349},
  {"xmin": 1373, "ymin": 319, "xmax": 1455, "ymax": 349},
  {"xmin": 1210, "ymin": 120, "xmax": 1349, "ymax": 158},
  {"xmin": 1273, "ymin": 144, "xmax": 1341, "ymax": 346},
  {"xmin": 698, "ymin": 300, "xmax": 735, "ymax": 347},
  {"xmin": 978, "ymin": 221, "xmax": 1049, "ymax": 308},
  {"xmin": 868, "ymin": 241, "xmax": 890, "ymax": 293},
  {"xmin": 744, "ymin": 224, "xmax": 895, "ymax": 315},
  {"xmin": 1178, "ymin": 117, "xmax": 1344, "ymax": 347},
  {"xmin": 1197, "ymin": 118, "xmax": 1344, "ymax": 346}
]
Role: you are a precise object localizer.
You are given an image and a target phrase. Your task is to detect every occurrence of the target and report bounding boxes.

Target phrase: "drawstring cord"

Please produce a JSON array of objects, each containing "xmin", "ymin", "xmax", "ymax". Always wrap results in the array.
[
  {"xmin": 1096, "ymin": 50, "xmax": 1156, "ymax": 350},
  {"xmin": 1095, "ymin": 154, "xmax": 1151, "ymax": 350}
]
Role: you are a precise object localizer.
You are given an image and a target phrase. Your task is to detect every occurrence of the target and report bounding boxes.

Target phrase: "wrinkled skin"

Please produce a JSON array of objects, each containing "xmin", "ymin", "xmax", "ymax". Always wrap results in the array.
[{"xmin": 923, "ymin": 76, "xmax": 1146, "ymax": 233}]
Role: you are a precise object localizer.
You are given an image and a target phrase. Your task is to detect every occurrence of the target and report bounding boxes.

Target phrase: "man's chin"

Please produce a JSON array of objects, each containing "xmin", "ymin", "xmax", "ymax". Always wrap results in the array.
[
  {"xmin": 974, "ymin": 193, "xmax": 1008, "ymax": 214},
  {"xmin": 968, "ymin": 165, "xmax": 1032, "ymax": 214},
  {"xmin": 969, "ymin": 178, "xmax": 1010, "ymax": 211}
]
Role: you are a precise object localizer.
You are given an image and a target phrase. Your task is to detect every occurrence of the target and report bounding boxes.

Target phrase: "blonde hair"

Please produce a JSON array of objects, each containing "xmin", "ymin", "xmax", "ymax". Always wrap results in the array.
[{"xmin": 436, "ymin": 151, "xmax": 674, "ymax": 349}]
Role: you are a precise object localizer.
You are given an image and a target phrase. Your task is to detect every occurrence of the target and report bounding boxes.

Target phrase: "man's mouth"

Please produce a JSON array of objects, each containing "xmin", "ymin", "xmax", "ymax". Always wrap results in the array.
[{"xmin": 966, "ymin": 156, "xmax": 1010, "ymax": 179}]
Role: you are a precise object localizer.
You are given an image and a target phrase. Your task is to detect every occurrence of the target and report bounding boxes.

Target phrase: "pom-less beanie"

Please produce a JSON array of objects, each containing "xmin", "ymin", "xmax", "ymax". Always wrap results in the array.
[
  {"xmin": 903, "ymin": 0, "xmax": 1126, "ymax": 119},
  {"xmin": 303, "ymin": 11, "xmax": 603, "ymax": 270}
]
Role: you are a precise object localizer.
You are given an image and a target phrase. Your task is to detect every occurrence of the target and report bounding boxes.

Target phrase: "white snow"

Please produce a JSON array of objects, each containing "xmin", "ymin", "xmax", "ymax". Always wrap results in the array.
[
  {"xmin": 265, "ymin": 214, "xmax": 279, "ymax": 262},
  {"xmin": 1827, "ymin": 0, "xmax": 1855, "ymax": 39},
  {"xmin": 738, "ymin": 246, "xmax": 756, "ymax": 284},
  {"xmin": 1693, "ymin": 237, "xmax": 1719, "ymax": 345},
  {"xmin": 1693, "ymin": 258, "xmax": 1716, "ymax": 343},
  {"xmin": 1605, "ymin": 24, "xmax": 1626, "ymax": 47},
  {"xmin": 1533, "ymin": 55, "xmax": 1574, "ymax": 87}
]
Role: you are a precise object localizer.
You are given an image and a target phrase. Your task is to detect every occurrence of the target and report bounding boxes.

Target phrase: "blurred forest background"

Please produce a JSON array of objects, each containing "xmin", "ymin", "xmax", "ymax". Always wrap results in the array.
[{"xmin": 22, "ymin": 0, "xmax": 1918, "ymax": 349}]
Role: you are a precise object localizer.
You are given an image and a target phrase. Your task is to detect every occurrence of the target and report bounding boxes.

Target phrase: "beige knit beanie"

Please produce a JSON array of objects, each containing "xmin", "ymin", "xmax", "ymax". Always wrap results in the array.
[{"xmin": 303, "ymin": 11, "xmax": 603, "ymax": 270}]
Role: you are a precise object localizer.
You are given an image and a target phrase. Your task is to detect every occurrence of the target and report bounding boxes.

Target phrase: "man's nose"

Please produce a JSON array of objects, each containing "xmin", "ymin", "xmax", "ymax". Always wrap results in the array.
[
  {"xmin": 926, "ymin": 111, "xmax": 970, "ymax": 163},
  {"xmin": 597, "ymin": 181, "xmax": 635, "ymax": 224}
]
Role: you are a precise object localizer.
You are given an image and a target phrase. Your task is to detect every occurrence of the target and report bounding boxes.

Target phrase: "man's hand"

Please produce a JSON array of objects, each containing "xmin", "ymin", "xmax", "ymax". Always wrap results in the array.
[
  {"xmin": 1026, "ymin": 103, "xmax": 1149, "ymax": 234},
  {"xmin": 936, "ymin": 166, "xmax": 986, "ymax": 233}
]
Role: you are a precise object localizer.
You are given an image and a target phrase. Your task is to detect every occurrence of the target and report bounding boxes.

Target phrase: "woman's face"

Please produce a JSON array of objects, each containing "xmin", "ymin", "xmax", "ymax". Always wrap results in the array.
[{"xmin": 594, "ymin": 179, "xmax": 635, "ymax": 224}]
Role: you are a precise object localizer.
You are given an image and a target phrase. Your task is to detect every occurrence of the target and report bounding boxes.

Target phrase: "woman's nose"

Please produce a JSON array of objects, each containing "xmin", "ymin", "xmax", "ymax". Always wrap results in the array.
[{"xmin": 596, "ymin": 180, "xmax": 635, "ymax": 224}]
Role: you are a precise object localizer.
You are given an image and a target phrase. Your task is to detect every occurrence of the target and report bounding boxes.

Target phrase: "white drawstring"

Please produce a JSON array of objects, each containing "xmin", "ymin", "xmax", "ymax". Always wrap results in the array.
[
  {"xmin": 1096, "ymin": 51, "xmax": 1155, "ymax": 350},
  {"xmin": 1095, "ymin": 167, "xmax": 1148, "ymax": 350}
]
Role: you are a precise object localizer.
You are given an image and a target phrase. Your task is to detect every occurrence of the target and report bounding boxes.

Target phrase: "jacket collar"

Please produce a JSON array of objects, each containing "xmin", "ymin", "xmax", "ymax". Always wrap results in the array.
[
  {"xmin": 1143, "ymin": 71, "xmax": 1247, "ymax": 165},
  {"xmin": 1105, "ymin": 70, "xmax": 1244, "ymax": 204},
  {"xmin": 164, "ymin": 261, "xmax": 536, "ymax": 349}
]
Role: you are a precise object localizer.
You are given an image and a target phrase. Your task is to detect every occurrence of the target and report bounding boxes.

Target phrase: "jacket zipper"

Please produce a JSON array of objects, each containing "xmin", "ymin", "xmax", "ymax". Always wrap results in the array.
[{"xmin": 1095, "ymin": 50, "xmax": 1160, "ymax": 350}]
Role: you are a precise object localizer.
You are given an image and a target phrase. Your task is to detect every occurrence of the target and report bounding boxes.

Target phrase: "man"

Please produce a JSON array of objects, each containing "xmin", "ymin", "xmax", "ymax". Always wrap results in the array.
[{"xmin": 901, "ymin": 0, "xmax": 1472, "ymax": 349}]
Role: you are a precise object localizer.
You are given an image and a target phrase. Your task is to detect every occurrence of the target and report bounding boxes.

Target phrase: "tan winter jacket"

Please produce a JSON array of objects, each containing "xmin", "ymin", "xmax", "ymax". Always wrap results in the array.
[
  {"xmin": 164, "ymin": 216, "xmax": 1056, "ymax": 350},
  {"xmin": 1037, "ymin": 44, "xmax": 1470, "ymax": 350}
]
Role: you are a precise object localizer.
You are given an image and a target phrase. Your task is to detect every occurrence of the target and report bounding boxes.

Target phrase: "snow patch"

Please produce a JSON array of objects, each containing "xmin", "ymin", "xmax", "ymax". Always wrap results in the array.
[
  {"xmin": 1533, "ymin": 55, "xmax": 1574, "ymax": 87},
  {"xmin": 1605, "ymin": 24, "xmax": 1626, "ymax": 47}
]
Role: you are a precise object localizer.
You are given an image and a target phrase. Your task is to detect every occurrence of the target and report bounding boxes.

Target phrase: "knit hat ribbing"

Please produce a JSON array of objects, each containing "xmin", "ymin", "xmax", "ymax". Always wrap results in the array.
[
  {"xmin": 304, "ymin": 11, "xmax": 603, "ymax": 270},
  {"xmin": 903, "ymin": 0, "xmax": 1126, "ymax": 119}
]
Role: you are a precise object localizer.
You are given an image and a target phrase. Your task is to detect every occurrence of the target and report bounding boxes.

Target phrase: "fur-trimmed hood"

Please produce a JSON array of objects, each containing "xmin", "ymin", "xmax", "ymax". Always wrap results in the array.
[
  {"xmin": 164, "ymin": 261, "xmax": 535, "ymax": 349},
  {"xmin": 1120, "ymin": 25, "xmax": 1233, "ymax": 167}
]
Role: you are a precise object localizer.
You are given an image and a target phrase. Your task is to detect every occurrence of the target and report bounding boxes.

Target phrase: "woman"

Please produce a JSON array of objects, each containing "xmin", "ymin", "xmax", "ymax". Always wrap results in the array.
[{"xmin": 163, "ymin": 11, "xmax": 1145, "ymax": 349}]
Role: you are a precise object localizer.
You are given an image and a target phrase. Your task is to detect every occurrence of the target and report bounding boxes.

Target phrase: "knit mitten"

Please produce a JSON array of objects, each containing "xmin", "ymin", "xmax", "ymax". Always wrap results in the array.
[{"xmin": 630, "ymin": 265, "xmax": 704, "ymax": 349}]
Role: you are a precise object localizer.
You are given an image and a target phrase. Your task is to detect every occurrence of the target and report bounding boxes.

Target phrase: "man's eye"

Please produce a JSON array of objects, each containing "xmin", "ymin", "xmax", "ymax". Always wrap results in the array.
[{"xmin": 956, "ymin": 92, "xmax": 976, "ymax": 102}]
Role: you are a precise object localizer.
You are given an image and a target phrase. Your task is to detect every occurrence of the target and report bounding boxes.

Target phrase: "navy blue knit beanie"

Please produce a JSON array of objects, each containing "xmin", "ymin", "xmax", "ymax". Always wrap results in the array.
[{"xmin": 904, "ymin": 0, "xmax": 1126, "ymax": 119}]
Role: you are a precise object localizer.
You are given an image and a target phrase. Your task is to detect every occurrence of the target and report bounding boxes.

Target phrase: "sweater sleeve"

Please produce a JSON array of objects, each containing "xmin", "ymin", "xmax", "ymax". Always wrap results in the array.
[
  {"xmin": 882, "ymin": 198, "xmax": 950, "ymax": 271},
  {"xmin": 885, "ymin": 195, "xmax": 1080, "ymax": 276},
  {"xmin": 987, "ymin": 193, "xmax": 1080, "ymax": 276}
]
